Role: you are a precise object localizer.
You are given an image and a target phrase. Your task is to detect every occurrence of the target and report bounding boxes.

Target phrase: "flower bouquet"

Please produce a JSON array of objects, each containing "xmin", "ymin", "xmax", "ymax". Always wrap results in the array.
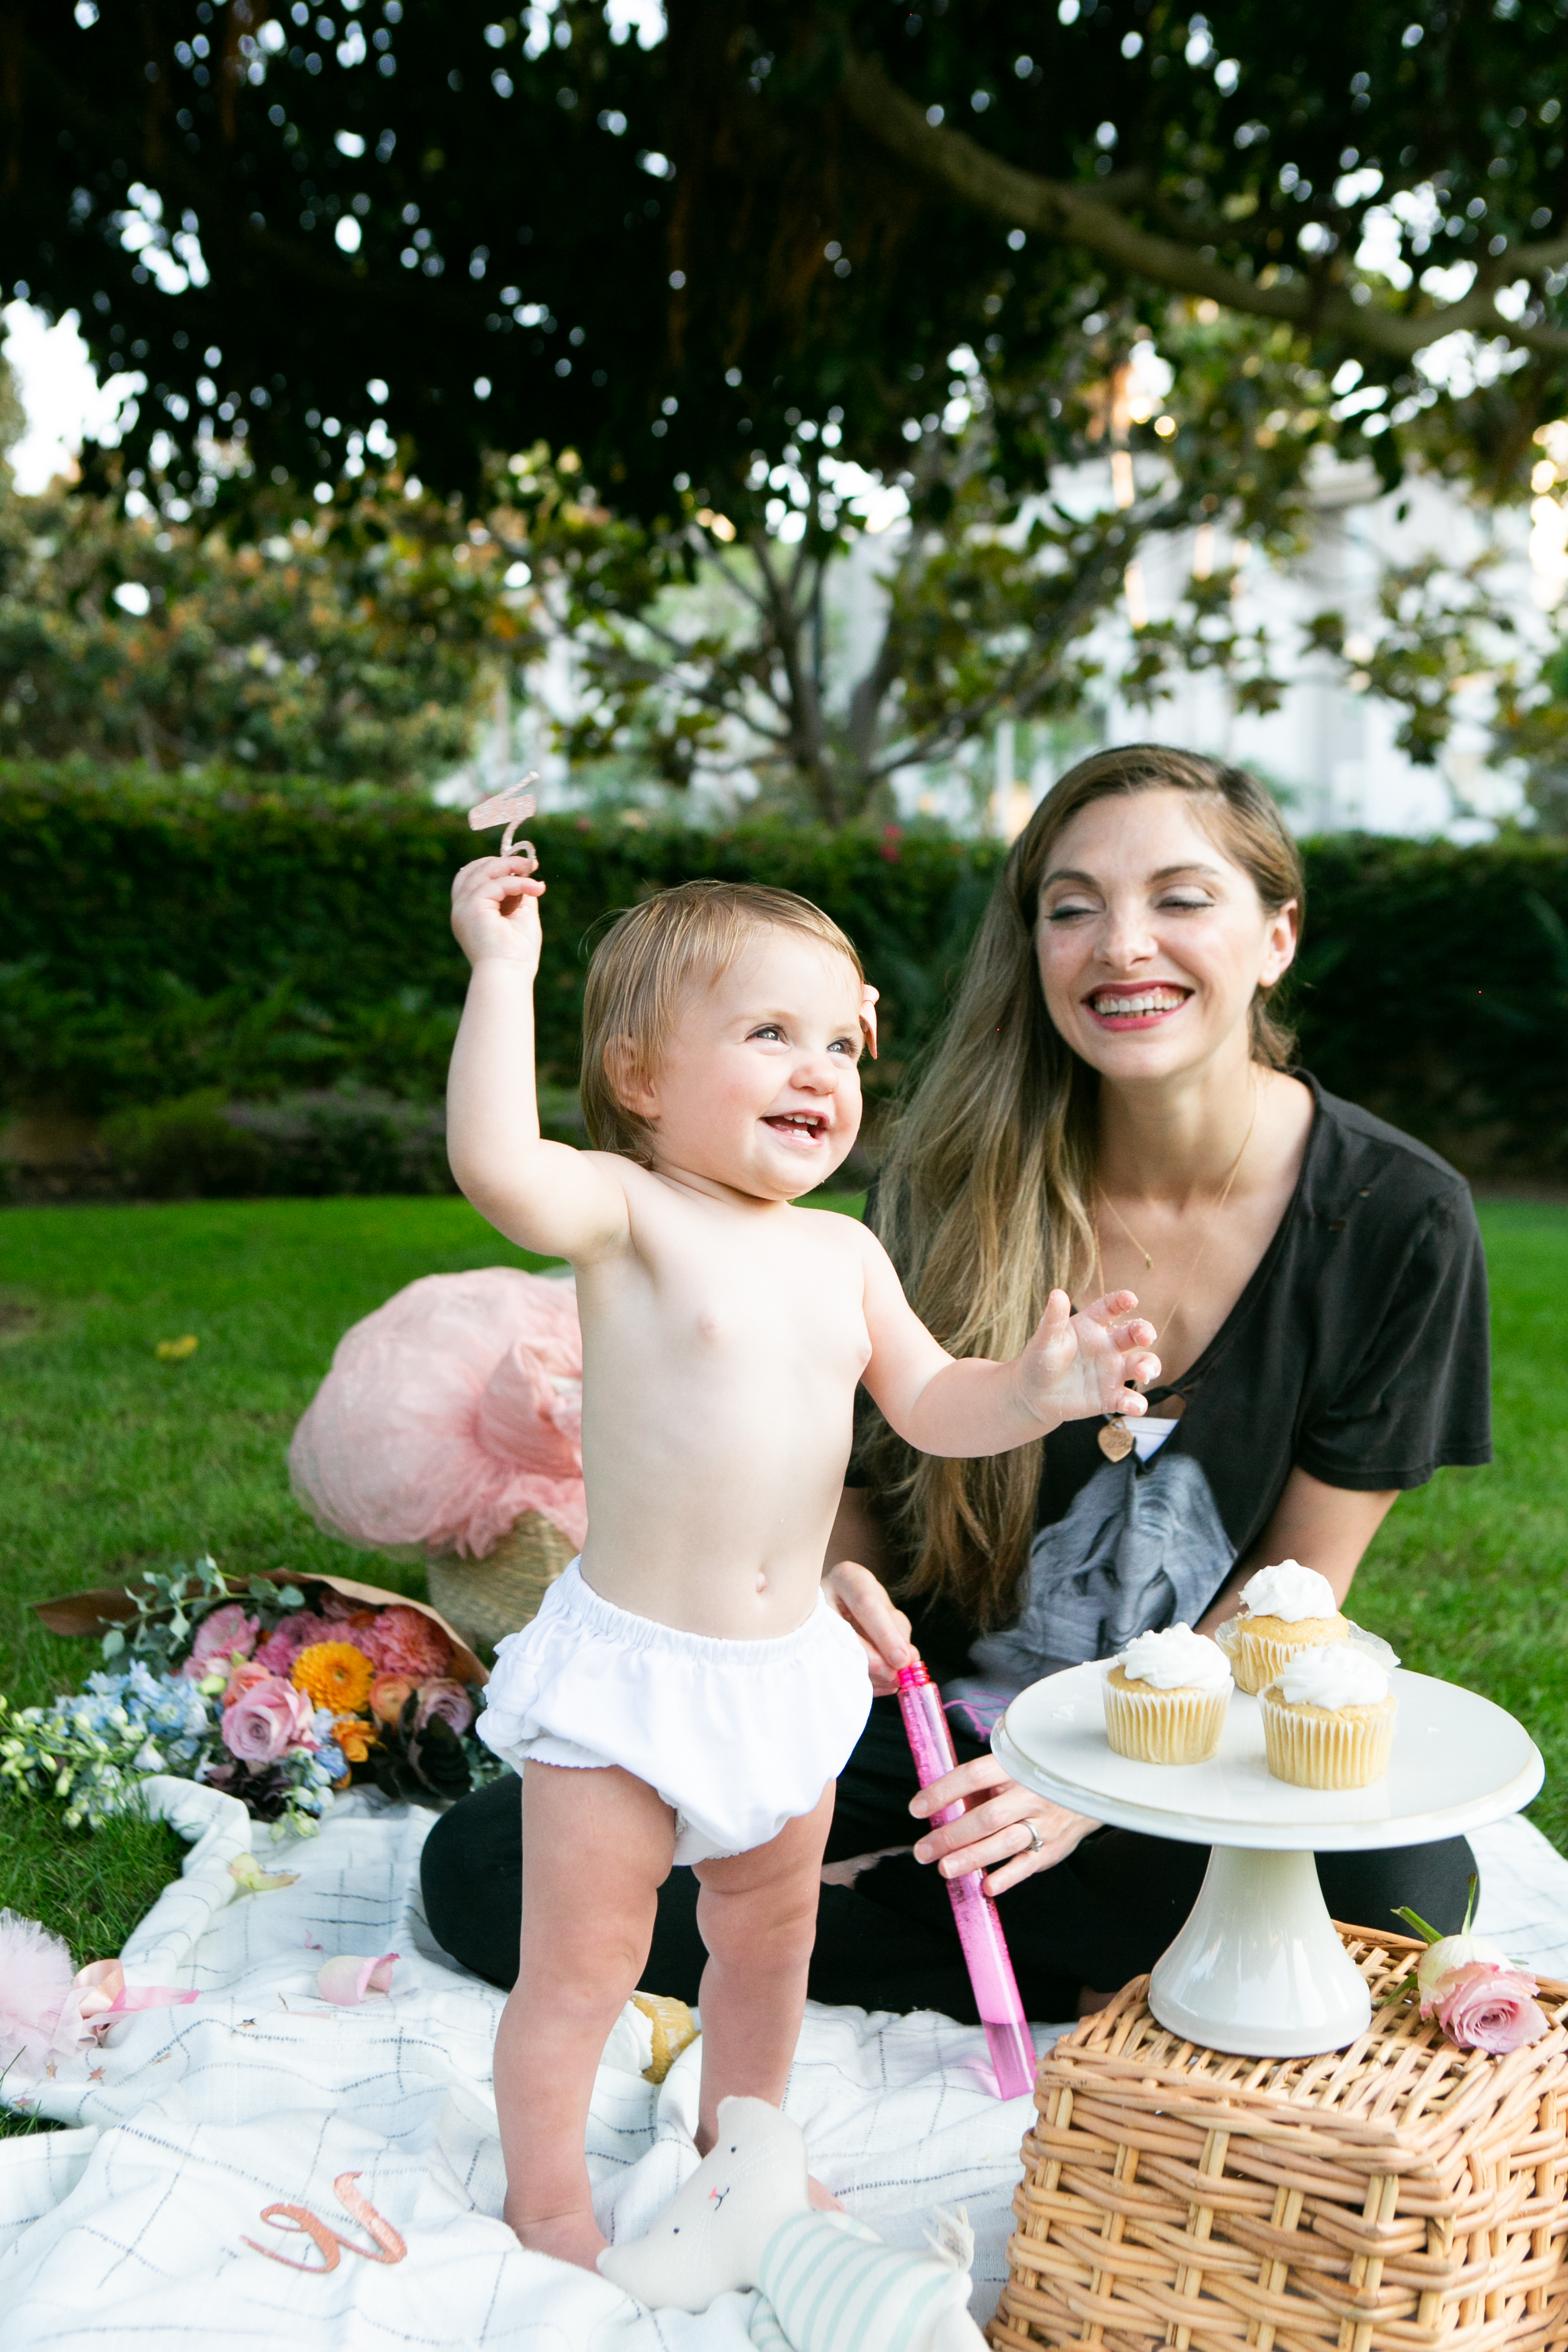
[{"xmin": 12, "ymin": 1555, "xmax": 504, "ymax": 1837}]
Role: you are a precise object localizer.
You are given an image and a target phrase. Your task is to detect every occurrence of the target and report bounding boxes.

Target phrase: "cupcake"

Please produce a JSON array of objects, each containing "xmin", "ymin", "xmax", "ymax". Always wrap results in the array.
[
  {"xmin": 1261, "ymin": 1645, "xmax": 1398, "ymax": 1789},
  {"xmin": 1217, "ymin": 1560, "xmax": 1349, "ymax": 1694},
  {"xmin": 1104, "ymin": 1625, "xmax": 1233, "ymax": 1765}
]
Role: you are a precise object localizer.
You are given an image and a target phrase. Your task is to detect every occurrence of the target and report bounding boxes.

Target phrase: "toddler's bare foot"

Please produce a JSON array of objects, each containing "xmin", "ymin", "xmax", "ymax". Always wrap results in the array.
[
  {"xmin": 807, "ymin": 2176, "xmax": 843, "ymax": 2212},
  {"xmin": 507, "ymin": 2203, "xmax": 608, "ymax": 2271}
]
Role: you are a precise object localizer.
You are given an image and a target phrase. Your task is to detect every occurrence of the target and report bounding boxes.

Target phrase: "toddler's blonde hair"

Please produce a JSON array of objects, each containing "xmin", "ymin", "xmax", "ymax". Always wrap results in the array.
[{"xmin": 581, "ymin": 880, "xmax": 865, "ymax": 1164}]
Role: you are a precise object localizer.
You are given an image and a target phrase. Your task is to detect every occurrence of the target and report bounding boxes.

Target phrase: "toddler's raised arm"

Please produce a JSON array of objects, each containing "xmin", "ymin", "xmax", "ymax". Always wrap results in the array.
[
  {"xmin": 447, "ymin": 855, "xmax": 630, "ymax": 1264},
  {"xmin": 856, "ymin": 1227, "xmax": 1158, "ymax": 1456}
]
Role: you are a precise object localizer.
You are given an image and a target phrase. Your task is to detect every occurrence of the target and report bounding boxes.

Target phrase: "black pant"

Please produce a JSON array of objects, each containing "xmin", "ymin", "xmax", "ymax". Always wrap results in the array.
[{"xmin": 422, "ymin": 1698, "xmax": 1477, "ymax": 2021}]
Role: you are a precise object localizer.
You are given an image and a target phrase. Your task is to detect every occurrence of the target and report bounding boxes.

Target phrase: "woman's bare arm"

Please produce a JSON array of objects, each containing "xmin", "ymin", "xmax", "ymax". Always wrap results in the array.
[
  {"xmin": 1194, "ymin": 1467, "xmax": 1399, "ymax": 1635},
  {"xmin": 823, "ymin": 1486, "xmax": 885, "ymax": 1579}
]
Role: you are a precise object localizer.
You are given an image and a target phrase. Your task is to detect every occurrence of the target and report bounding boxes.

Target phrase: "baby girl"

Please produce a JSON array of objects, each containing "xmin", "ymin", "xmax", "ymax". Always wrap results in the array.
[{"xmin": 446, "ymin": 854, "xmax": 1159, "ymax": 2269}]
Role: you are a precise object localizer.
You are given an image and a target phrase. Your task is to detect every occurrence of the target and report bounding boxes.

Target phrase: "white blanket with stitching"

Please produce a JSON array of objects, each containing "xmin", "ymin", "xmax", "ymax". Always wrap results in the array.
[{"xmin": 3, "ymin": 1780, "xmax": 1568, "ymax": 2350}]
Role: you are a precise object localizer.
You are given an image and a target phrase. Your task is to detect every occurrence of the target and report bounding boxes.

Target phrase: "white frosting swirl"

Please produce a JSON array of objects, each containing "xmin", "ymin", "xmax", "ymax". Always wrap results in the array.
[
  {"xmin": 1115, "ymin": 1625, "xmax": 1232, "ymax": 1694},
  {"xmin": 1240, "ymin": 1560, "xmax": 1339, "ymax": 1624},
  {"xmin": 1275, "ymin": 1646, "xmax": 1390, "ymax": 1710}
]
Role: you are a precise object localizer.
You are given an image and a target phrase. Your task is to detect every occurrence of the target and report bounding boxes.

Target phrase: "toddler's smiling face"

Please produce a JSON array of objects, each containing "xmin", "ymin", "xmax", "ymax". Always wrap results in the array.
[{"xmin": 621, "ymin": 925, "xmax": 866, "ymax": 1202}]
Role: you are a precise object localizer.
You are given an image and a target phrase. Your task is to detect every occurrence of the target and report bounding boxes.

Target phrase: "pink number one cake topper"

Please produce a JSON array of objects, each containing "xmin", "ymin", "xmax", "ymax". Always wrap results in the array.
[{"xmin": 468, "ymin": 773, "xmax": 540, "ymax": 870}]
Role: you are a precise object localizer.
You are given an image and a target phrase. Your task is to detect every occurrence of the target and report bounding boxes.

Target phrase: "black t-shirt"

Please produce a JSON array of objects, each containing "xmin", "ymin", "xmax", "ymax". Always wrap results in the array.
[{"xmin": 858, "ymin": 1077, "xmax": 1491, "ymax": 1706}]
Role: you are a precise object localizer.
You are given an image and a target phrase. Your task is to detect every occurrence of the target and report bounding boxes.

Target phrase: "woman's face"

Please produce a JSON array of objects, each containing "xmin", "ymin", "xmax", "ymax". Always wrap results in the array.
[{"xmin": 1033, "ymin": 787, "xmax": 1298, "ymax": 1085}]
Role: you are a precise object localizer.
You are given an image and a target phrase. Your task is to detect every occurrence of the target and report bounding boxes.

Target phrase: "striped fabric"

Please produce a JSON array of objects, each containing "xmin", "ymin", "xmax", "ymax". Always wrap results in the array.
[{"xmin": 752, "ymin": 2210, "xmax": 972, "ymax": 2352}]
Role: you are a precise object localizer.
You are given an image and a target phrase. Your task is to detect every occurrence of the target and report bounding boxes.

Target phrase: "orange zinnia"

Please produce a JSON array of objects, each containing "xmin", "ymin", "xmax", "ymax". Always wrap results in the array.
[
  {"xmin": 291, "ymin": 1640, "xmax": 376, "ymax": 1714},
  {"xmin": 332, "ymin": 1713, "xmax": 380, "ymax": 1765}
]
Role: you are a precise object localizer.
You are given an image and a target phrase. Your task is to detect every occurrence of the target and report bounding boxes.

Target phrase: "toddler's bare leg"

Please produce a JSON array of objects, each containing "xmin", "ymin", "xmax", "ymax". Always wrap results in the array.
[
  {"xmin": 496, "ymin": 1759, "xmax": 675, "ymax": 2268},
  {"xmin": 690, "ymin": 1781, "xmax": 835, "ymax": 2157}
]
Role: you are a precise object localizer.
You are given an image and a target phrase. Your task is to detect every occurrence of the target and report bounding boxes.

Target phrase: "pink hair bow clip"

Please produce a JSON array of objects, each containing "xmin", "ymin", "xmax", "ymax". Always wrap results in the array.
[
  {"xmin": 859, "ymin": 984, "xmax": 880, "ymax": 1059},
  {"xmin": 468, "ymin": 774, "xmax": 539, "ymax": 867}
]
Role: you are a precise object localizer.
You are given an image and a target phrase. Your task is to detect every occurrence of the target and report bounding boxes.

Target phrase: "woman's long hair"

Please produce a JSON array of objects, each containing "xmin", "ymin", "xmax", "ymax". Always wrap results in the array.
[{"xmin": 867, "ymin": 744, "xmax": 1305, "ymax": 1627}]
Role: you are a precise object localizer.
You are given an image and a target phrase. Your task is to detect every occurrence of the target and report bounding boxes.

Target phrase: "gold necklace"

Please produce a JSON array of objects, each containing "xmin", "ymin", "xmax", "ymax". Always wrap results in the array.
[{"xmin": 1094, "ymin": 1087, "xmax": 1259, "ymax": 1463}]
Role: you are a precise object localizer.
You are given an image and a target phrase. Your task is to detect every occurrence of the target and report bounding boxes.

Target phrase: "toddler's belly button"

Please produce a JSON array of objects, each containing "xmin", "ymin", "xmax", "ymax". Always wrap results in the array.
[{"xmin": 756, "ymin": 1570, "xmax": 767, "ymax": 1593}]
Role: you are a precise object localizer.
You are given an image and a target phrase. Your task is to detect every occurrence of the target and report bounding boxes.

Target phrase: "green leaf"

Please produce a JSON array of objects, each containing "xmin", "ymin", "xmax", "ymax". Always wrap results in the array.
[{"xmin": 100, "ymin": 1627, "xmax": 125, "ymax": 1659}]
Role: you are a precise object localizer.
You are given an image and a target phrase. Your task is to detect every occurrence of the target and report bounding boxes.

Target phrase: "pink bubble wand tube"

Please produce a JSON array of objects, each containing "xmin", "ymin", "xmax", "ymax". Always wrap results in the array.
[{"xmin": 896, "ymin": 1661, "xmax": 1036, "ymax": 2099}]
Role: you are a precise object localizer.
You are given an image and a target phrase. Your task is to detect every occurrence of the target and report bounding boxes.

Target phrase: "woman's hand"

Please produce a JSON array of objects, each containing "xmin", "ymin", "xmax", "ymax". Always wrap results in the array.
[
  {"xmin": 823, "ymin": 1560, "xmax": 914, "ymax": 1696},
  {"xmin": 909, "ymin": 1752, "xmax": 1100, "ymax": 1897}
]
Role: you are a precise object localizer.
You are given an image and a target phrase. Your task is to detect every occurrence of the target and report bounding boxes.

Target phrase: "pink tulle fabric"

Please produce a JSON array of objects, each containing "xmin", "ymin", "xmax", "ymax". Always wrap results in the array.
[
  {"xmin": 0, "ymin": 1911, "xmax": 84, "ymax": 2084},
  {"xmin": 288, "ymin": 1267, "xmax": 585, "ymax": 1558}
]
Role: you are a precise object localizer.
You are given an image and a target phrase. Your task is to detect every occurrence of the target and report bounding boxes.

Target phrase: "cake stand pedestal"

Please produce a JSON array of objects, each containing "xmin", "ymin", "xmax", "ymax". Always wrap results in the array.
[{"xmin": 993, "ymin": 1666, "xmax": 1543, "ymax": 2058}]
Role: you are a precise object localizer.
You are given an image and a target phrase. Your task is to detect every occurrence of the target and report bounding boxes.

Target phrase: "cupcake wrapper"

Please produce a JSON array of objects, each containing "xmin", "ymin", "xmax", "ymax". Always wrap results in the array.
[
  {"xmin": 1104, "ymin": 1678, "xmax": 1229, "ymax": 1765},
  {"xmin": 1220, "ymin": 1624, "xmax": 1343, "ymax": 1696},
  {"xmin": 1261, "ymin": 1694, "xmax": 1396, "ymax": 1789}
]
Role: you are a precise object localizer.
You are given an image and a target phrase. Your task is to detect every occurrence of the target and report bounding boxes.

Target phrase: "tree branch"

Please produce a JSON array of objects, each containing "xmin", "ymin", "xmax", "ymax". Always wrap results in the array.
[
  {"xmin": 568, "ymin": 631, "xmax": 793, "ymax": 742},
  {"xmin": 836, "ymin": 53, "xmax": 1568, "ymax": 365}
]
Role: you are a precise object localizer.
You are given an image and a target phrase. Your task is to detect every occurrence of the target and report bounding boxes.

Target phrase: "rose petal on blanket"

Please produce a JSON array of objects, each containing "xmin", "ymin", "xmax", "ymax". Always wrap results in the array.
[
  {"xmin": 317, "ymin": 1952, "xmax": 399, "ymax": 2005},
  {"xmin": 72, "ymin": 1958, "xmax": 199, "ymax": 2032},
  {"xmin": 229, "ymin": 1855, "xmax": 301, "ymax": 1895}
]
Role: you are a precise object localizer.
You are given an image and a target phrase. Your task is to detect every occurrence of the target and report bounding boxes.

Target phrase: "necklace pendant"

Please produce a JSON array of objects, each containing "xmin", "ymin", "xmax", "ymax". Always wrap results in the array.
[{"xmin": 1098, "ymin": 1418, "xmax": 1135, "ymax": 1463}]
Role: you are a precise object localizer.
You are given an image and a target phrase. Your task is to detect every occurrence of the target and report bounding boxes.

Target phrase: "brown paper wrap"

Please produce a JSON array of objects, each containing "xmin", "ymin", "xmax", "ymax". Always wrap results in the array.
[{"xmin": 34, "ymin": 1568, "xmax": 487, "ymax": 1690}]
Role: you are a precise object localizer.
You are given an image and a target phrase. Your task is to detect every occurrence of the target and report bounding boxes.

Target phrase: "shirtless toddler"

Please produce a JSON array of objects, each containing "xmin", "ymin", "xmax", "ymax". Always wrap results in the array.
[{"xmin": 446, "ymin": 856, "xmax": 1159, "ymax": 2271}]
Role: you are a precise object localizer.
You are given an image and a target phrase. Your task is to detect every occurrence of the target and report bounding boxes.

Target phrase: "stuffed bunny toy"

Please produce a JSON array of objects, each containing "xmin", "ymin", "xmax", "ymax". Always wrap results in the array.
[{"xmin": 598, "ymin": 2095, "xmax": 987, "ymax": 2351}]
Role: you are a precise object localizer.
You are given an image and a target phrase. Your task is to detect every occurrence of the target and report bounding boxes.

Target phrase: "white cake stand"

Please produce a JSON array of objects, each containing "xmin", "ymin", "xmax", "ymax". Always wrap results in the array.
[{"xmin": 993, "ymin": 1665, "xmax": 1544, "ymax": 2058}]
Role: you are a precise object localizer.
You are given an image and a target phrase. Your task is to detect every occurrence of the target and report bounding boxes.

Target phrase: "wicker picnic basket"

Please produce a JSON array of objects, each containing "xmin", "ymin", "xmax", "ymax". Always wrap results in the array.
[
  {"xmin": 991, "ymin": 1925, "xmax": 1568, "ymax": 2352},
  {"xmin": 426, "ymin": 1510, "xmax": 576, "ymax": 1653}
]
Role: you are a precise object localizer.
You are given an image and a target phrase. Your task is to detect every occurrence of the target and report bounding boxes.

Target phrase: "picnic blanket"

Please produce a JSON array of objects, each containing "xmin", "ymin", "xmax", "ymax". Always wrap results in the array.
[{"xmin": 4, "ymin": 1780, "xmax": 1568, "ymax": 2350}]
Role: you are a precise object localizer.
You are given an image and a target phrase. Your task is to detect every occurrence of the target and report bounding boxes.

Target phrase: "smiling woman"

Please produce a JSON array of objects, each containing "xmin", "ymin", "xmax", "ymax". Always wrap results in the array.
[{"xmin": 812, "ymin": 744, "xmax": 1492, "ymax": 2010}]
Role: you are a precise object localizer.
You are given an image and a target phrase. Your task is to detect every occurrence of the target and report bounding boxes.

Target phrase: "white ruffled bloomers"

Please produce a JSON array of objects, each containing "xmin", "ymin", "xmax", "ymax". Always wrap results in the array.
[{"xmin": 479, "ymin": 1561, "xmax": 873, "ymax": 1864}]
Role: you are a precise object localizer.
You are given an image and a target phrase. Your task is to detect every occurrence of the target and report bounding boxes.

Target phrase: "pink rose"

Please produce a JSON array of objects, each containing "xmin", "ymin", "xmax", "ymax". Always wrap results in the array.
[
  {"xmin": 223, "ymin": 1660, "xmax": 273, "ymax": 1710},
  {"xmin": 180, "ymin": 1602, "xmax": 260, "ymax": 1680},
  {"xmin": 413, "ymin": 1679, "xmax": 474, "ymax": 1738},
  {"xmin": 1423, "ymin": 1962, "xmax": 1550, "ymax": 2054},
  {"xmin": 221, "ymin": 1675, "xmax": 317, "ymax": 1764},
  {"xmin": 362, "ymin": 1606, "xmax": 452, "ymax": 1681}
]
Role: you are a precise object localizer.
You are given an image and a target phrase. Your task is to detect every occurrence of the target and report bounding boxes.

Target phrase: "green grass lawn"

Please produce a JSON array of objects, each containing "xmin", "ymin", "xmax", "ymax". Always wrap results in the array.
[
  {"xmin": 1351, "ymin": 1200, "xmax": 1568, "ymax": 1848},
  {"xmin": 0, "ymin": 1193, "xmax": 1565, "ymax": 1965}
]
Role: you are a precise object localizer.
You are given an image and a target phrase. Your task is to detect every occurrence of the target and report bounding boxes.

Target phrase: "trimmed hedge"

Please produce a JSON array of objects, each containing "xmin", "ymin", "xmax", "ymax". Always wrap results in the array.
[
  {"xmin": 98, "ymin": 1088, "xmax": 455, "ymax": 1200},
  {"xmin": 1, "ymin": 766, "xmax": 1565, "ymax": 1178}
]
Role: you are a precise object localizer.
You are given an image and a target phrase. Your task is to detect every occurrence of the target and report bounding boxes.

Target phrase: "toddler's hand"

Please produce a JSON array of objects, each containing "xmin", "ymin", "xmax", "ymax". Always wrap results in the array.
[
  {"xmin": 451, "ymin": 853, "xmax": 546, "ymax": 973},
  {"xmin": 1016, "ymin": 1289, "xmax": 1159, "ymax": 1430}
]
